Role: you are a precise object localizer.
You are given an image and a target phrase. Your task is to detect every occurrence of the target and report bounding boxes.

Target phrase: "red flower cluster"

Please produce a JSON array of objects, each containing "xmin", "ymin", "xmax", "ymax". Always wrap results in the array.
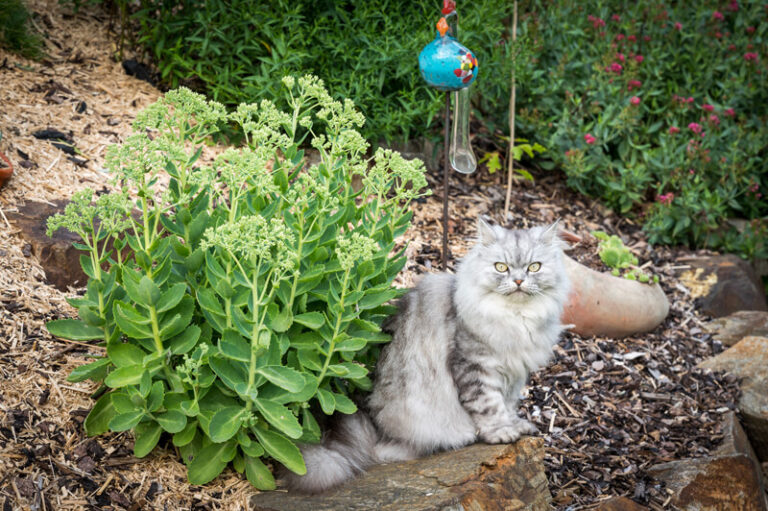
[
  {"xmin": 709, "ymin": 114, "xmax": 720, "ymax": 126},
  {"xmin": 669, "ymin": 126, "xmax": 680, "ymax": 134},
  {"xmin": 630, "ymin": 96, "xmax": 641, "ymax": 105},
  {"xmin": 627, "ymin": 79, "xmax": 642, "ymax": 91},
  {"xmin": 634, "ymin": 55, "xmax": 644, "ymax": 63},
  {"xmin": 607, "ymin": 62, "xmax": 623, "ymax": 73},
  {"xmin": 584, "ymin": 133, "xmax": 597, "ymax": 145},
  {"xmin": 657, "ymin": 193, "xmax": 675, "ymax": 205},
  {"xmin": 744, "ymin": 52, "xmax": 759, "ymax": 62},
  {"xmin": 713, "ymin": 11, "xmax": 724, "ymax": 21},
  {"xmin": 688, "ymin": 122, "xmax": 703, "ymax": 134},
  {"xmin": 725, "ymin": 108, "xmax": 736, "ymax": 117},
  {"xmin": 588, "ymin": 15, "xmax": 606, "ymax": 29},
  {"xmin": 674, "ymin": 22, "xmax": 682, "ymax": 31},
  {"xmin": 702, "ymin": 104, "xmax": 714, "ymax": 112}
]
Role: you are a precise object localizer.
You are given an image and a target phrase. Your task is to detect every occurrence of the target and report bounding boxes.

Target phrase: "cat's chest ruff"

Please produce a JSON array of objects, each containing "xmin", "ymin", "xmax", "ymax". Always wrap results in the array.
[{"xmin": 463, "ymin": 293, "xmax": 554, "ymax": 371}]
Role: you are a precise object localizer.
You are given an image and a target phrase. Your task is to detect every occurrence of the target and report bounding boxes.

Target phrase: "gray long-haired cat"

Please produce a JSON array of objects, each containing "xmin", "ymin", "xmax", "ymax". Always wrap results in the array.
[{"xmin": 286, "ymin": 219, "xmax": 570, "ymax": 492}]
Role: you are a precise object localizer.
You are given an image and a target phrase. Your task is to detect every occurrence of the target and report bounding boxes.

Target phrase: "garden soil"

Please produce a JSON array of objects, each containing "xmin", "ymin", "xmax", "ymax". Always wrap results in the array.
[{"xmin": 0, "ymin": 1, "xmax": 743, "ymax": 510}]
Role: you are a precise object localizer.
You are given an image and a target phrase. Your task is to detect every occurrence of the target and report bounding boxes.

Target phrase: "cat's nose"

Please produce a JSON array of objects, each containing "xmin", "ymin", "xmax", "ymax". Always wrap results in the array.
[{"xmin": 514, "ymin": 279, "xmax": 523, "ymax": 286}]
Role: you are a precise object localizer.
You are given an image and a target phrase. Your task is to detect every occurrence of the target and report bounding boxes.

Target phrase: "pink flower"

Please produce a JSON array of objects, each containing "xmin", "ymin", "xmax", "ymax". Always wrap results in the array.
[
  {"xmin": 634, "ymin": 55, "xmax": 644, "ymax": 63},
  {"xmin": 657, "ymin": 193, "xmax": 675, "ymax": 205},
  {"xmin": 688, "ymin": 122, "xmax": 703, "ymax": 134},
  {"xmin": 628, "ymin": 35, "xmax": 637, "ymax": 43},
  {"xmin": 689, "ymin": 169, "xmax": 695, "ymax": 175},
  {"xmin": 612, "ymin": 14, "xmax": 621, "ymax": 22},
  {"xmin": 709, "ymin": 114, "xmax": 720, "ymax": 125},
  {"xmin": 616, "ymin": 52, "xmax": 626, "ymax": 62},
  {"xmin": 702, "ymin": 104, "xmax": 715, "ymax": 112},
  {"xmin": 744, "ymin": 52, "xmax": 759, "ymax": 62},
  {"xmin": 725, "ymin": 108, "xmax": 735, "ymax": 117},
  {"xmin": 630, "ymin": 96, "xmax": 641, "ymax": 105},
  {"xmin": 713, "ymin": 11, "xmax": 724, "ymax": 20},
  {"xmin": 627, "ymin": 79, "xmax": 642, "ymax": 91},
  {"xmin": 728, "ymin": 44, "xmax": 737, "ymax": 51},
  {"xmin": 747, "ymin": 26, "xmax": 756, "ymax": 34},
  {"xmin": 584, "ymin": 133, "xmax": 597, "ymax": 145},
  {"xmin": 669, "ymin": 126, "xmax": 680, "ymax": 134},
  {"xmin": 588, "ymin": 15, "xmax": 606, "ymax": 28},
  {"xmin": 715, "ymin": 31, "xmax": 723, "ymax": 39},
  {"xmin": 728, "ymin": 1, "xmax": 739, "ymax": 11},
  {"xmin": 674, "ymin": 22, "xmax": 682, "ymax": 30},
  {"xmin": 609, "ymin": 62, "xmax": 624, "ymax": 73},
  {"xmin": 616, "ymin": 33, "xmax": 626, "ymax": 41},
  {"xmin": 687, "ymin": 97, "xmax": 694, "ymax": 104}
]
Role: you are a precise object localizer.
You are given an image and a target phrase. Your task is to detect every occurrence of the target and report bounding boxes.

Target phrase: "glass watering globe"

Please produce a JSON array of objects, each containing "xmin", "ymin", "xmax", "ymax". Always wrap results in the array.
[{"xmin": 418, "ymin": 7, "xmax": 478, "ymax": 174}]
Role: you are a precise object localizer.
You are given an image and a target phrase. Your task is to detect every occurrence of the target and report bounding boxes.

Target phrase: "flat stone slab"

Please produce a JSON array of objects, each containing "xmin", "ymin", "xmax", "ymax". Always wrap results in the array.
[
  {"xmin": 706, "ymin": 311, "xmax": 768, "ymax": 347},
  {"xmin": 250, "ymin": 437, "xmax": 551, "ymax": 511}
]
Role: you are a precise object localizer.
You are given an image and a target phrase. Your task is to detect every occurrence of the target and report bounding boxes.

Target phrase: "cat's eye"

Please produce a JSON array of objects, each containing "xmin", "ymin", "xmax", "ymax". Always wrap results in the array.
[
  {"xmin": 494, "ymin": 262, "xmax": 508, "ymax": 272},
  {"xmin": 527, "ymin": 262, "xmax": 542, "ymax": 272}
]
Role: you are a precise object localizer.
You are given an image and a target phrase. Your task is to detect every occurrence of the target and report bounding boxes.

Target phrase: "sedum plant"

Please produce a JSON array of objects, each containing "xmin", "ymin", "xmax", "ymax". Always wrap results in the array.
[
  {"xmin": 592, "ymin": 231, "xmax": 658, "ymax": 284},
  {"xmin": 46, "ymin": 76, "xmax": 429, "ymax": 489}
]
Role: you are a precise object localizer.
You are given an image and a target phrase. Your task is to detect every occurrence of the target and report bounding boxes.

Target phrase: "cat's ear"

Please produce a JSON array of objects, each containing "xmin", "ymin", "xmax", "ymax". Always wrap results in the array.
[
  {"xmin": 476, "ymin": 217, "xmax": 497, "ymax": 246},
  {"xmin": 540, "ymin": 219, "xmax": 561, "ymax": 245}
]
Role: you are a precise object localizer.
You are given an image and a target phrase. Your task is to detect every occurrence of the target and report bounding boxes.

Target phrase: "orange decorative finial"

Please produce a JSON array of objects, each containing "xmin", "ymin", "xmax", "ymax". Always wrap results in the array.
[{"xmin": 436, "ymin": 17, "xmax": 449, "ymax": 37}]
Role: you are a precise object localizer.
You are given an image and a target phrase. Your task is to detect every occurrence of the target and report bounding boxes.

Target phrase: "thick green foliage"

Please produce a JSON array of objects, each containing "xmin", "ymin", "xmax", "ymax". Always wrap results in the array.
[
  {"xmin": 46, "ymin": 76, "xmax": 429, "ymax": 488},
  {"xmin": 0, "ymin": 0, "xmax": 44, "ymax": 59},
  {"xmin": 80, "ymin": 0, "xmax": 517, "ymax": 144},
  {"xmin": 517, "ymin": 1, "xmax": 767, "ymax": 260}
]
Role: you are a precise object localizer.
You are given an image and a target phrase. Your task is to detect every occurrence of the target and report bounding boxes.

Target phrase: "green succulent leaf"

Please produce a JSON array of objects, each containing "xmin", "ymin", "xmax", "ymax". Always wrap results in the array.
[
  {"xmin": 254, "ymin": 399, "xmax": 302, "ymax": 439},
  {"xmin": 134, "ymin": 420, "xmax": 163, "ymax": 458},
  {"xmin": 156, "ymin": 410, "xmax": 188, "ymax": 433},
  {"xmin": 85, "ymin": 393, "xmax": 117, "ymax": 436},
  {"xmin": 47, "ymin": 319, "xmax": 105, "ymax": 341},
  {"xmin": 252, "ymin": 425, "xmax": 306, "ymax": 475},
  {"xmin": 187, "ymin": 440, "xmax": 237, "ymax": 485},
  {"xmin": 208, "ymin": 406, "xmax": 247, "ymax": 443}
]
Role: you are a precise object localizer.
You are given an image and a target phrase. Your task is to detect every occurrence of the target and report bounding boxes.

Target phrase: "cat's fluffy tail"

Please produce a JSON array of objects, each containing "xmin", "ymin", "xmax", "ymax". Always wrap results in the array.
[{"xmin": 282, "ymin": 411, "xmax": 379, "ymax": 493}]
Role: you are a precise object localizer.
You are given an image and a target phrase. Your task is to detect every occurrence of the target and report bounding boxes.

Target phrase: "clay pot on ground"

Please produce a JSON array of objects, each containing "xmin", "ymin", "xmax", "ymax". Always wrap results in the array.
[
  {"xmin": 0, "ymin": 150, "xmax": 12, "ymax": 188},
  {"xmin": 562, "ymin": 255, "xmax": 670, "ymax": 338}
]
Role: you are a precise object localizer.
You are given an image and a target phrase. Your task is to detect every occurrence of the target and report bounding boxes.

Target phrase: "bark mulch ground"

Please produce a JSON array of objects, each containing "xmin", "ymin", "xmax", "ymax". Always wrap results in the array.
[{"xmin": 0, "ymin": 1, "xmax": 740, "ymax": 510}]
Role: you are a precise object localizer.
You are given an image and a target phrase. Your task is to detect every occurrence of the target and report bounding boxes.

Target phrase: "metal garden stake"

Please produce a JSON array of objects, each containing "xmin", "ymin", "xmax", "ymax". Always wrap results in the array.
[{"xmin": 418, "ymin": 0, "xmax": 478, "ymax": 269}]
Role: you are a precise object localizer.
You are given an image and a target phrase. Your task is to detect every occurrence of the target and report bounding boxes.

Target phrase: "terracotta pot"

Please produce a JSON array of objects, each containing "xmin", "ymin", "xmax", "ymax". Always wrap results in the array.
[
  {"xmin": 562, "ymin": 255, "xmax": 670, "ymax": 338},
  {"xmin": 0, "ymin": 150, "xmax": 12, "ymax": 188}
]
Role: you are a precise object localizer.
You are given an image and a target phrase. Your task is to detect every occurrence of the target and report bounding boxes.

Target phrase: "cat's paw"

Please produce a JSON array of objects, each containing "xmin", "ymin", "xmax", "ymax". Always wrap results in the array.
[{"xmin": 479, "ymin": 419, "xmax": 537, "ymax": 444}]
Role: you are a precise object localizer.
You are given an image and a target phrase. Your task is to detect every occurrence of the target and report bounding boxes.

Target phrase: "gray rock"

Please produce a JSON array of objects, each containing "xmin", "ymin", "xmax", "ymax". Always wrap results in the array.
[
  {"xmin": 705, "ymin": 311, "xmax": 768, "ymax": 347},
  {"xmin": 250, "ymin": 437, "xmax": 551, "ymax": 511},
  {"xmin": 678, "ymin": 255, "xmax": 767, "ymax": 318},
  {"xmin": 699, "ymin": 336, "xmax": 768, "ymax": 461}
]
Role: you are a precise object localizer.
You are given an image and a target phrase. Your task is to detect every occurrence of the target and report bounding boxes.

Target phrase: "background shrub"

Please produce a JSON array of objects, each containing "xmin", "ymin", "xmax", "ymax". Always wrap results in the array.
[
  {"xmin": 0, "ymin": 0, "xmax": 44, "ymax": 59},
  {"xmin": 121, "ymin": 0, "xmax": 517, "ymax": 144},
  {"xmin": 515, "ymin": 1, "xmax": 767, "ymax": 260}
]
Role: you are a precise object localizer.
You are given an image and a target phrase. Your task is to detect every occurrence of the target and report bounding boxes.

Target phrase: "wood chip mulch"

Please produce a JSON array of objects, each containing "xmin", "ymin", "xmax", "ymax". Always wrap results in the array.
[{"xmin": 0, "ymin": 1, "xmax": 741, "ymax": 510}]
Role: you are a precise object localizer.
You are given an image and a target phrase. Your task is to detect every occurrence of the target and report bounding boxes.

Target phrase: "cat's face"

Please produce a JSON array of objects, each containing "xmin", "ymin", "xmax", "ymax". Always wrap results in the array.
[{"xmin": 464, "ymin": 220, "xmax": 566, "ymax": 301}]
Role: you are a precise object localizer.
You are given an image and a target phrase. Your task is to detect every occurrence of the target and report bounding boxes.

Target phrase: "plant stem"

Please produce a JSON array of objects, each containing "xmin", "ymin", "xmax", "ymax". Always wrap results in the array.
[
  {"xmin": 504, "ymin": 0, "xmax": 519, "ymax": 222},
  {"xmin": 317, "ymin": 268, "xmax": 350, "ymax": 383}
]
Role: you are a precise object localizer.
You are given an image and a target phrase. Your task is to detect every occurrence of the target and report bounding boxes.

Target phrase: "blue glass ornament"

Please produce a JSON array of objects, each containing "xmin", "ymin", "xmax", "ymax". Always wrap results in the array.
[{"xmin": 418, "ymin": 19, "xmax": 478, "ymax": 92}]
